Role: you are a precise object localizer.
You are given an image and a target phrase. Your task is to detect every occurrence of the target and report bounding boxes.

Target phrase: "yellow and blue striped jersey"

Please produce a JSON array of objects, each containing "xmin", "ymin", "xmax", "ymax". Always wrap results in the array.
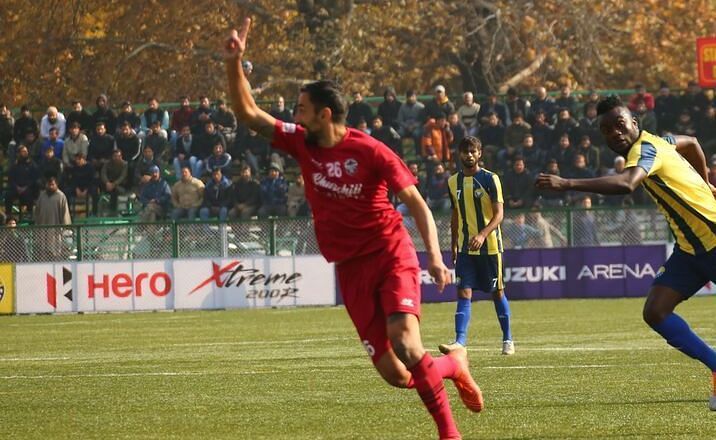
[
  {"xmin": 626, "ymin": 131, "xmax": 716, "ymax": 255},
  {"xmin": 448, "ymin": 169, "xmax": 504, "ymax": 255}
]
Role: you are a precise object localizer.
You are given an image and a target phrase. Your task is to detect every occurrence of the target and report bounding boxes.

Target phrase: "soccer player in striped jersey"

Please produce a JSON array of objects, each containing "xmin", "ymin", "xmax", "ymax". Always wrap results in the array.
[
  {"xmin": 537, "ymin": 95, "xmax": 716, "ymax": 410},
  {"xmin": 439, "ymin": 136, "xmax": 514, "ymax": 356}
]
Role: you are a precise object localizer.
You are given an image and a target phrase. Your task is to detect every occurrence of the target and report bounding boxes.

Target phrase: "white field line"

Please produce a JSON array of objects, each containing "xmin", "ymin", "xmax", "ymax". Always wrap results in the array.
[
  {"xmin": 483, "ymin": 362, "xmax": 683, "ymax": 370},
  {"xmin": 170, "ymin": 337, "xmax": 354, "ymax": 347},
  {"xmin": 0, "ymin": 368, "xmax": 338, "ymax": 380}
]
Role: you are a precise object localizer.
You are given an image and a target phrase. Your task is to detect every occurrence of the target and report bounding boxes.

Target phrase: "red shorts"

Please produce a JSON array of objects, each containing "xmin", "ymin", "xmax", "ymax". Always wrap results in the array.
[{"xmin": 337, "ymin": 234, "xmax": 421, "ymax": 363}]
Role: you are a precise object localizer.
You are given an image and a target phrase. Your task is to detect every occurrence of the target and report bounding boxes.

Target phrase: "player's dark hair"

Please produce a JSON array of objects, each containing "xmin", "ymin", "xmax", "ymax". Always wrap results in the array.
[
  {"xmin": 596, "ymin": 95, "xmax": 624, "ymax": 116},
  {"xmin": 458, "ymin": 136, "xmax": 482, "ymax": 152},
  {"xmin": 300, "ymin": 80, "xmax": 347, "ymax": 123}
]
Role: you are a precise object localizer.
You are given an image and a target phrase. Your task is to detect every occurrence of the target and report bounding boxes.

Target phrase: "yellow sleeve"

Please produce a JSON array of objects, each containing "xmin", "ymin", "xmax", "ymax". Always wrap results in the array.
[{"xmin": 492, "ymin": 174, "xmax": 504, "ymax": 204}]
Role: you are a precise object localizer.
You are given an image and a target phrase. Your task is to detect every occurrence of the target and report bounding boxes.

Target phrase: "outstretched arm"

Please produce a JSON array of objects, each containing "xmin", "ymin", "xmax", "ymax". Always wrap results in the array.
[
  {"xmin": 398, "ymin": 185, "xmax": 450, "ymax": 292},
  {"xmin": 671, "ymin": 135, "xmax": 708, "ymax": 182},
  {"xmin": 224, "ymin": 18, "xmax": 276, "ymax": 139},
  {"xmin": 535, "ymin": 166, "xmax": 647, "ymax": 195}
]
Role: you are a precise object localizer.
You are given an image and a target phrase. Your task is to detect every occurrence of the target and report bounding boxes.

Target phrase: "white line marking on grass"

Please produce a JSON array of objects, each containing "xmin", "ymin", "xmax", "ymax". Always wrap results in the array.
[
  {"xmin": 0, "ymin": 372, "xmax": 206, "ymax": 380},
  {"xmin": 454, "ymin": 346, "xmax": 666, "ymax": 352},
  {"xmin": 171, "ymin": 337, "xmax": 354, "ymax": 347},
  {"xmin": 483, "ymin": 362, "xmax": 683, "ymax": 370},
  {"xmin": 0, "ymin": 357, "xmax": 71, "ymax": 362}
]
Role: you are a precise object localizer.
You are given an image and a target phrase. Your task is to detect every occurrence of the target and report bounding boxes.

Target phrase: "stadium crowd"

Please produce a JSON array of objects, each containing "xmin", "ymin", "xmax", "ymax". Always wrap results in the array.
[{"xmin": 1, "ymin": 79, "xmax": 715, "ymax": 226}]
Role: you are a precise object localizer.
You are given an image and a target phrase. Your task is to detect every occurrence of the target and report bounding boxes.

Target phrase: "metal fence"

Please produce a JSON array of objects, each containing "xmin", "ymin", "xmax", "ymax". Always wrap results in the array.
[{"xmin": 0, "ymin": 206, "xmax": 670, "ymax": 263}]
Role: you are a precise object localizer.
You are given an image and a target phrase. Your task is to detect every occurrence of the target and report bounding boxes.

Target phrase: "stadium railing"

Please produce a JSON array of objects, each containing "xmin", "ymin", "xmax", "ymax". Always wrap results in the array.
[{"xmin": 0, "ymin": 205, "xmax": 669, "ymax": 264}]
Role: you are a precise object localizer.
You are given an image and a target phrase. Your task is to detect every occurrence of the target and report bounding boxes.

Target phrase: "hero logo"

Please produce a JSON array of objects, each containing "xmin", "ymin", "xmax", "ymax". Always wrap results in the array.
[
  {"xmin": 504, "ymin": 266, "xmax": 566, "ymax": 282},
  {"xmin": 87, "ymin": 272, "xmax": 171, "ymax": 298},
  {"xmin": 577, "ymin": 263, "xmax": 656, "ymax": 280},
  {"xmin": 190, "ymin": 261, "xmax": 301, "ymax": 302}
]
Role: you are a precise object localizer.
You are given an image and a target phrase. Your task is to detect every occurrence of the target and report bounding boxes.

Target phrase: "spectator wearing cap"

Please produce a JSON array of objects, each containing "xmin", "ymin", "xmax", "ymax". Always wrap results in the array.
[
  {"xmin": 67, "ymin": 152, "xmax": 99, "ymax": 215},
  {"xmin": 211, "ymin": 99, "xmax": 237, "ymax": 143},
  {"xmin": 346, "ymin": 91, "xmax": 374, "ymax": 128},
  {"xmin": 92, "ymin": 94, "xmax": 117, "ymax": 135},
  {"xmin": 421, "ymin": 111, "xmax": 452, "ymax": 177},
  {"xmin": 13, "ymin": 105, "xmax": 38, "ymax": 145},
  {"xmin": 66, "ymin": 100, "xmax": 93, "ymax": 135},
  {"xmin": 628, "ymin": 84, "xmax": 655, "ymax": 112},
  {"xmin": 258, "ymin": 163, "xmax": 288, "ymax": 218},
  {"xmin": 456, "ymin": 92, "xmax": 480, "ymax": 137},
  {"xmin": 397, "ymin": 89, "xmax": 425, "ymax": 155},
  {"xmin": 88, "ymin": 121, "xmax": 115, "ymax": 170},
  {"xmin": 190, "ymin": 96, "xmax": 213, "ymax": 135},
  {"xmin": 200, "ymin": 168, "xmax": 232, "ymax": 221},
  {"xmin": 140, "ymin": 97, "xmax": 169, "ymax": 140},
  {"xmin": 116, "ymin": 101, "xmax": 141, "ymax": 135},
  {"xmin": 40, "ymin": 106, "xmax": 66, "ymax": 140},
  {"xmin": 377, "ymin": 87, "xmax": 402, "ymax": 131},
  {"xmin": 422, "ymin": 85, "xmax": 455, "ymax": 124},
  {"xmin": 138, "ymin": 165, "xmax": 171, "ymax": 222},
  {"xmin": 478, "ymin": 92, "xmax": 509, "ymax": 126}
]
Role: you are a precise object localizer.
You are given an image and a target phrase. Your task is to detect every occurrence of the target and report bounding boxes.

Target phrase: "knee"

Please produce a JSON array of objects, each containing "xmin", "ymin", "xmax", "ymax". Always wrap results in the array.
[
  {"xmin": 642, "ymin": 302, "xmax": 667, "ymax": 327},
  {"xmin": 389, "ymin": 334, "xmax": 423, "ymax": 366},
  {"xmin": 492, "ymin": 289, "xmax": 504, "ymax": 301}
]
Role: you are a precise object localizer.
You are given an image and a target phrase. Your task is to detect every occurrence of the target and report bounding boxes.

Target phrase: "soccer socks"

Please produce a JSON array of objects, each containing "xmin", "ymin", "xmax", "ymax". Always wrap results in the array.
[
  {"xmin": 408, "ymin": 353, "xmax": 460, "ymax": 439},
  {"xmin": 455, "ymin": 298, "xmax": 472, "ymax": 346},
  {"xmin": 493, "ymin": 294, "xmax": 512, "ymax": 342},
  {"xmin": 651, "ymin": 313, "xmax": 716, "ymax": 371},
  {"xmin": 404, "ymin": 355, "xmax": 458, "ymax": 389}
]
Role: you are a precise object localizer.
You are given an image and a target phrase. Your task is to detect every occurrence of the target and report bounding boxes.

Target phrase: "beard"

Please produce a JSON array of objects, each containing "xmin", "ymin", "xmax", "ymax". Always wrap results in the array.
[{"xmin": 304, "ymin": 128, "xmax": 320, "ymax": 146}]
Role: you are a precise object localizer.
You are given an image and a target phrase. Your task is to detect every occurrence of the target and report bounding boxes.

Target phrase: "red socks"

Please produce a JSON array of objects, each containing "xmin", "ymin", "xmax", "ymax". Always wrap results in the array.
[{"xmin": 407, "ymin": 353, "xmax": 460, "ymax": 439}]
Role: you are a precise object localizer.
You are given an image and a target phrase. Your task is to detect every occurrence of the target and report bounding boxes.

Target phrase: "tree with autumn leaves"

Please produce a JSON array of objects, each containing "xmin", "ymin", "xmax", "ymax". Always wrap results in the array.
[{"xmin": 1, "ymin": 0, "xmax": 713, "ymax": 109}]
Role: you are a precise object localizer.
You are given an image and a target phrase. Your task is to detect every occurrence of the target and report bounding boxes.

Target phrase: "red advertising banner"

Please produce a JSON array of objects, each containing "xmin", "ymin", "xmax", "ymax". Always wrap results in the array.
[{"xmin": 697, "ymin": 37, "xmax": 716, "ymax": 88}]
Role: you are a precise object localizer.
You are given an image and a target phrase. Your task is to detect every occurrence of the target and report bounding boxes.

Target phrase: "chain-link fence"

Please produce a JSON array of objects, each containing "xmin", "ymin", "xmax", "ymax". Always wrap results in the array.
[{"xmin": 0, "ymin": 206, "xmax": 672, "ymax": 263}]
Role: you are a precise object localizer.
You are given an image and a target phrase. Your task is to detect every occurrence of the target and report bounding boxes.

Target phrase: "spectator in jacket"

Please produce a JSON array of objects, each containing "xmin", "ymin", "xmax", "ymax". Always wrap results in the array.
[
  {"xmin": 144, "ymin": 119, "xmax": 171, "ymax": 163},
  {"xmin": 204, "ymin": 142, "xmax": 232, "ymax": 177},
  {"xmin": 371, "ymin": 115, "xmax": 402, "ymax": 156},
  {"xmin": 192, "ymin": 120, "xmax": 226, "ymax": 177},
  {"xmin": 139, "ymin": 97, "xmax": 169, "ymax": 139},
  {"xmin": 134, "ymin": 145, "xmax": 162, "ymax": 189},
  {"xmin": 40, "ymin": 106, "xmax": 66, "ymax": 140},
  {"xmin": 200, "ymin": 168, "xmax": 232, "ymax": 221},
  {"xmin": 171, "ymin": 166, "xmax": 205, "ymax": 220},
  {"xmin": 38, "ymin": 144, "xmax": 63, "ymax": 187},
  {"xmin": 62, "ymin": 122, "xmax": 89, "ymax": 170},
  {"xmin": 4, "ymin": 145, "xmax": 38, "ymax": 219},
  {"xmin": 287, "ymin": 174, "xmax": 309, "ymax": 217},
  {"xmin": 212, "ymin": 99, "xmax": 238, "ymax": 143},
  {"xmin": 229, "ymin": 164, "xmax": 262, "ymax": 220},
  {"xmin": 422, "ymin": 85, "xmax": 455, "ymax": 124},
  {"xmin": 116, "ymin": 101, "xmax": 141, "ymax": 135},
  {"xmin": 377, "ymin": 87, "xmax": 402, "ymax": 130},
  {"xmin": 101, "ymin": 149, "xmax": 128, "ymax": 215},
  {"xmin": 421, "ymin": 112, "xmax": 453, "ymax": 176},
  {"xmin": 258, "ymin": 163, "xmax": 288, "ymax": 218},
  {"xmin": 65, "ymin": 100, "xmax": 93, "ymax": 134},
  {"xmin": 346, "ymin": 91, "xmax": 374, "ymax": 128},
  {"xmin": 503, "ymin": 156, "xmax": 534, "ymax": 209},
  {"xmin": 139, "ymin": 165, "xmax": 171, "ymax": 221},
  {"xmin": 170, "ymin": 96, "xmax": 194, "ymax": 142},
  {"xmin": 88, "ymin": 121, "xmax": 115, "ymax": 170},
  {"xmin": 67, "ymin": 153, "xmax": 98, "ymax": 215},
  {"xmin": 397, "ymin": 89, "xmax": 425, "ymax": 155},
  {"xmin": 172, "ymin": 125, "xmax": 197, "ymax": 179},
  {"xmin": 92, "ymin": 94, "xmax": 117, "ymax": 135},
  {"xmin": 13, "ymin": 105, "xmax": 38, "ymax": 145},
  {"xmin": 457, "ymin": 92, "xmax": 480, "ymax": 136}
]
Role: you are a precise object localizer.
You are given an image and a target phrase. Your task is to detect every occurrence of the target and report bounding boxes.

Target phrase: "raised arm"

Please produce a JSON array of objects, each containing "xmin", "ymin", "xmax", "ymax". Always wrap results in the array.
[
  {"xmin": 536, "ymin": 166, "xmax": 647, "ymax": 195},
  {"xmin": 397, "ymin": 185, "xmax": 450, "ymax": 292},
  {"xmin": 224, "ymin": 18, "xmax": 276, "ymax": 139},
  {"xmin": 671, "ymin": 135, "xmax": 709, "ymax": 183}
]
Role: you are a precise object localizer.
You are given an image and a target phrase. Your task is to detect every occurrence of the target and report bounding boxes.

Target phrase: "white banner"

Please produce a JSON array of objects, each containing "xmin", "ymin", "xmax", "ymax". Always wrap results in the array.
[
  {"xmin": 173, "ymin": 256, "xmax": 335, "ymax": 310},
  {"xmin": 16, "ymin": 264, "xmax": 60, "ymax": 314}
]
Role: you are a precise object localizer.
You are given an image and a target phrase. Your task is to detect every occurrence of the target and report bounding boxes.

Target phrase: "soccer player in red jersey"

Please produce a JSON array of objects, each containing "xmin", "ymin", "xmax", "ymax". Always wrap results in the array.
[{"xmin": 224, "ymin": 18, "xmax": 483, "ymax": 440}]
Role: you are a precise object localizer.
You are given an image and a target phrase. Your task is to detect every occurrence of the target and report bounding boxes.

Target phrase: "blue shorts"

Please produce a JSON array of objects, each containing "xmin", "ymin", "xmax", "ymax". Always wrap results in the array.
[
  {"xmin": 652, "ymin": 246, "xmax": 716, "ymax": 298},
  {"xmin": 455, "ymin": 253, "xmax": 504, "ymax": 293}
]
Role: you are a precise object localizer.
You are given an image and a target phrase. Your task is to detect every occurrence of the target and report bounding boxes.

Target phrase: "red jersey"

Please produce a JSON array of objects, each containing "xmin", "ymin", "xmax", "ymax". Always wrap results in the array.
[{"xmin": 272, "ymin": 120, "xmax": 418, "ymax": 262}]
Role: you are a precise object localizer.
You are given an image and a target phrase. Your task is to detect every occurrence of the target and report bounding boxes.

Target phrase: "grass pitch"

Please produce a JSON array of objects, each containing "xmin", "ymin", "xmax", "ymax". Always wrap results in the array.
[{"xmin": 2, "ymin": 297, "xmax": 716, "ymax": 439}]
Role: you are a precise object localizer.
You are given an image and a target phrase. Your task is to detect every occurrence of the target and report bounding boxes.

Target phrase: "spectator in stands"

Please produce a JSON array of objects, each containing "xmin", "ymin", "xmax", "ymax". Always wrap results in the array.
[
  {"xmin": 633, "ymin": 99, "xmax": 657, "ymax": 133},
  {"xmin": 457, "ymin": 91, "xmax": 480, "ymax": 137},
  {"xmin": 574, "ymin": 135, "xmax": 600, "ymax": 175},
  {"xmin": 699, "ymin": 106, "xmax": 716, "ymax": 156},
  {"xmin": 172, "ymin": 125, "xmax": 197, "ymax": 179},
  {"xmin": 564, "ymin": 153, "xmax": 595, "ymax": 205},
  {"xmin": 529, "ymin": 86, "xmax": 556, "ymax": 123},
  {"xmin": 171, "ymin": 166, "xmax": 204, "ymax": 221},
  {"xmin": 395, "ymin": 162, "xmax": 426, "ymax": 226},
  {"xmin": 190, "ymin": 96, "xmax": 213, "ymax": 135},
  {"xmin": 0, "ymin": 104, "xmax": 14, "ymax": 152},
  {"xmin": 40, "ymin": 127, "xmax": 64, "ymax": 161},
  {"xmin": 205, "ymin": 141, "xmax": 232, "ymax": 177},
  {"xmin": 258, "ymin": 163, "xmax": 288, "ymax": 217},
  {"xmin": 603, "ymin": 156, "xmax": 628, "ymax": 207},
  {"xmin": 505, "ymin": 87, "xmax": 531, "ymax": 124},
  {"xmin": 447, "ymin": 112, "xmax": 467, "ymax": 158},
  {"xmin": 397, "ymin": 89, "xmax": 425, "ymax": 154},
  {"xmin": 229, "ymin": 164, "xmax": 261, "ymax": 220},
  {"xmin": 478, "ymin": 92, "xmax": 509, "ymax": 126},
  {"xmin": 550, "ymin": 133, "xmax": 574, "ymax": 173},
  {"xmin": 425, "ymin": 163, "xmax": 450, "ymax": 213},
  {"xmin": 423, "ymin": 85, "xmax": 455, "ymax": 124},
  {"xmin": 355, "ymin": 118, "xmax": 370, "ymax": 134},
  {"xmin": 627, "ymin": 83, "xmax": 655, "ymax": 112},
  {"xmin": 200, "ymin": 168, "xmax": 232, "ymax": 221},
  {"xmin": 377, "ymin": 87, "xmax": 402, "ymax": 130},
  {"xmin": 531, "ymin": 109, "xmax": 554, "ymax": 151},
  {"xmin": 66, "ymin": 100, "xmax": 92, "ymax": 134},
  {"xmin": 287, "ymin": 174, "xmax": 309, "ymax": 217},
  {"xmin": 34, "ymin": 176, "xmax": 71, "ymax": 258},
  {"xmin": 134, "ymin": 145, "xmax": 162, "ymax": 189},
  {"xmin": 582, "ymin": 90, "xmax": 601, "ymax": 115},
  {"xmin": 371, "ymin": 115, "xmax": 402, "ymax": 156},
  {"xmin": 100, "ymin": 149, "xmax": 128, "ymax": 215},
  {"xmin": 192, "ymin": 120, "xmax": 225, "ymax": 177},
  {"xmin": 555, "ymin": 85, "xmax": 578, "ymax": 117},
  {"xmin": 674, "ymin": 110, "xmax": 697, "ymax": 137},
  {"xmin": 520, "ymin": 133, "xmax": 543, "ymax": 173},
  {"xmin": 40, "ymin": 106, "xmax": 66, "ymax": 140},
  {"xmin": 680, "ymin": 80, "xmax": 710, "ymax": 119},
  {"xmin": 116, "ymin": 101, "xmax": 141, "ymax": 135},
  {"xmin": 503, "ymin": 156, "xmax": 533, "ymax": 209},
  {"xmin": 88, "ymin": 121, "xmax": 115, "ymax": 170},
  {"xmin": 0, "ymin": 216, "xmax": 28, "ymax": 262},
  {"xmin": 495, "ymin": 141, "xmax": 519, "ymax": 174},
  {"xmin": 92, "ymin": 94, "xmax": 117, "ymax": 135},
  {"xmin": 421, "ymin": 111, "xmax": 452, "ymax": 176},
  {"xmin": 578, "ymin": 103, "xmax": 604, "ymax": 147},
  {"xmin": 504, "ymin": 111, "xmax": 531, "ymax": 149},
  {"xmin": 67, "ymin": 152, "xmax": 98, "ymax": 215},
  {"xmin": 238, "ymin": 127, "xmax": 271, "ymax": 176},
  {"xmin": 62, "ymin": 122, "xmax": 89, "ymax": 171},
  {"xmin": 572, "ymin": 195, "xmax": 599, "ymax": 246},
  {"xmin": 655, "ymin": 82, "xmax": 679, "ymax": 133},
  {"xmin": 479, "ymin": 111, "xmax": 505, "ymax": 153},
  {"xmin": 38, "ymin": 144, "xmax": 63, "ymax": 186},
  {"xmin": 212, "ymin": 99, "xmax": 237, "ymax": 143},
  {"xmin": 536, "ymin": 159, "xmax": 566, "ymax": 207},
  {"xmin": 5, "ymin": 145, "xmax": 38, "ymax": 219},
  {"xmin": 138, "ymin": 165, "xmax": 171, "ymax": 222},
  {"xmin": 144, "ymin": 119, "xmax": 170, "ymax": 163},
  {"xmin": 346, "ymin": 91, "xmax": 374, "ymax": 128},
  {"xmin": 527, "ymin": 206, "xmax": 566, "ymax": 248},
  {"xmin": 553, "ymin": 107, "xmax": 580, "ymax": 145},
  {"xmin": 115, "ymin": 121, "xmax": 141, "ymax": 172},
  {"xmin": 140, "ymin": 97, "xmax": 169, "ymax": 139},
  {"xmin": 171, "ymin": 96, "xmax": 194, "ymax": 141},
  {"xmin": 269, "ymin": 96, "xmax": 293, "ymax": 123},
  {"xmin": 503, "ymin": 212, "xmax": 539, "ymax": 249},
  {"xmin": 17, "ymin": 130, "xmax": 42, "ymax": 163},
  {"xmin": 13, "ymin": 105, "xmax": 38, "ymax": 145}
]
